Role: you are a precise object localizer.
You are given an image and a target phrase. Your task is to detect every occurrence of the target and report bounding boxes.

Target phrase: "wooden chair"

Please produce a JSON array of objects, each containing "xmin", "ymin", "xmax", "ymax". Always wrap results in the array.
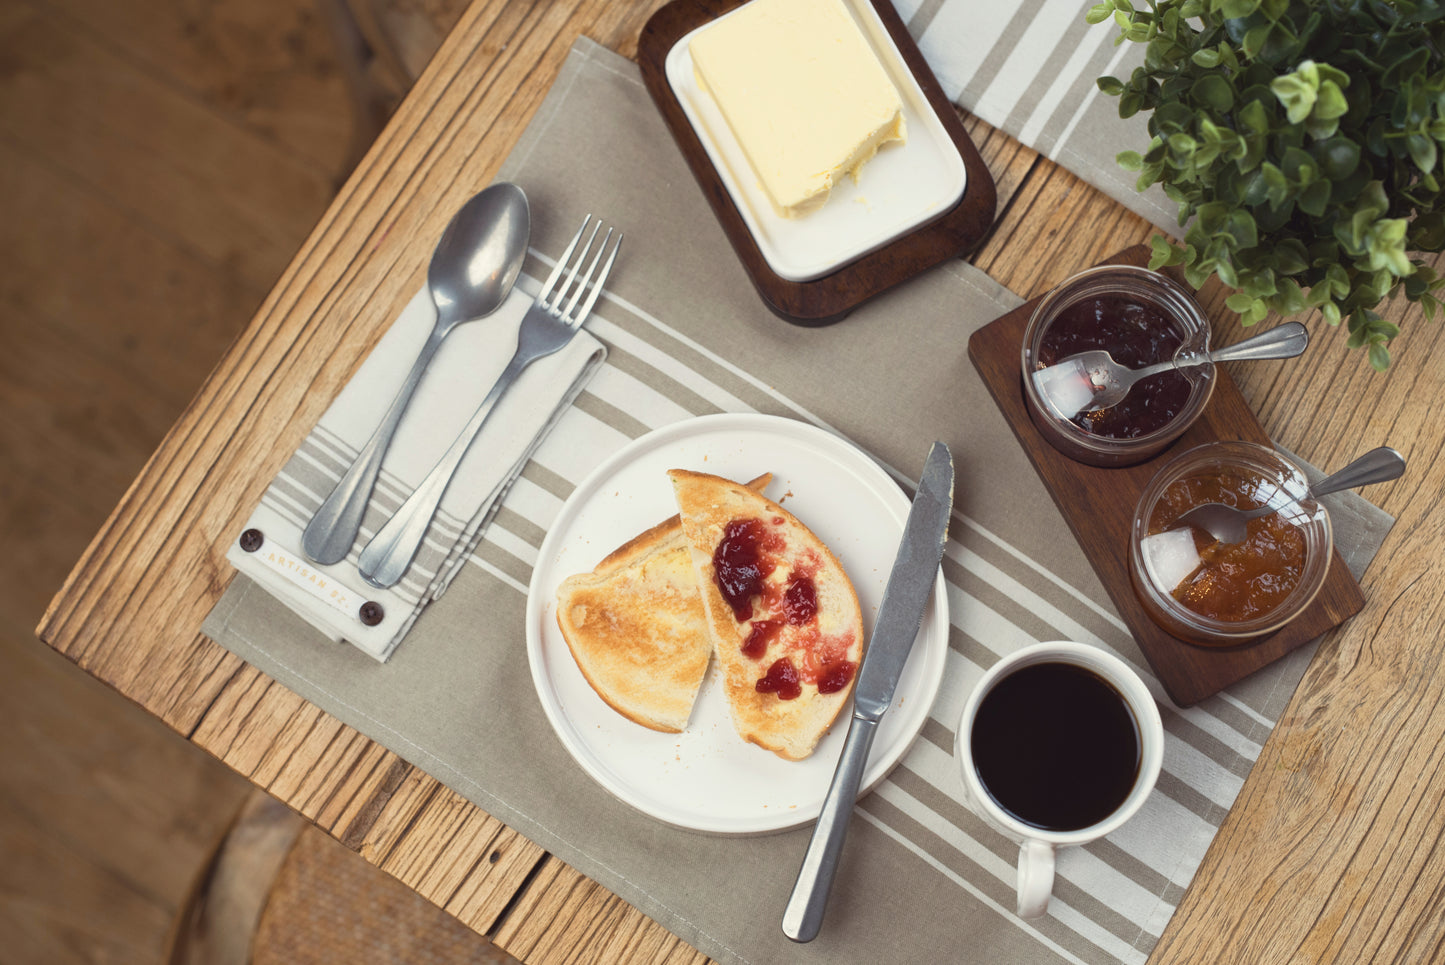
[
  {"xmin": 313, "ymin": 0, "xmax": 471, "ymax": 178},
  {"xmin": 165, "ymin": 789, "xmax": 518, "ymax": 964}
]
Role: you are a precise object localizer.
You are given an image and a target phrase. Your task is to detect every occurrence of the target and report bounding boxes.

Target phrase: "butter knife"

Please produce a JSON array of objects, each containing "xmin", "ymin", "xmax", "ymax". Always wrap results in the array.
[{"xmin": 782, "ymin": 441, "xmax": 954, "ymax": 943}]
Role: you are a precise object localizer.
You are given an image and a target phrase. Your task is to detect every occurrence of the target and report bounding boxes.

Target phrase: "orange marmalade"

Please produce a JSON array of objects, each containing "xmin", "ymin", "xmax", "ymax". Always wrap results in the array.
[{"xmin": 1148, "ymin": 468, "xmax": 1308, "ymax": 622}]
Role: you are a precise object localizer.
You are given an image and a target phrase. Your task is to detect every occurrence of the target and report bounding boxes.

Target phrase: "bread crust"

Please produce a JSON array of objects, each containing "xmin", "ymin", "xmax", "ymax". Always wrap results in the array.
[
  {"xmin": 669, "ymin": 469, "xmax": 865, "ymax": 761},
  {"xmin": 554, "ymin": 474, "xmax": 771, "ymax": 734}
]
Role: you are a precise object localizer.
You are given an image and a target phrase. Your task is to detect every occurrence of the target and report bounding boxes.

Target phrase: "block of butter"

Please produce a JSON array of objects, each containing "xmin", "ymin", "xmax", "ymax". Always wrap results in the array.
[{"xmin": 689, "ymin": 0, "xmax": 906, "ymax": 219}]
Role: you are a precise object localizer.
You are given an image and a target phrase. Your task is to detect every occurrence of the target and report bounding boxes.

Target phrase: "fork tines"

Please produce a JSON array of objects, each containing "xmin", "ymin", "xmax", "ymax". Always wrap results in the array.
[{"xmin": 539, "ymin": 214, "xmax": 622, "ymax": 329}]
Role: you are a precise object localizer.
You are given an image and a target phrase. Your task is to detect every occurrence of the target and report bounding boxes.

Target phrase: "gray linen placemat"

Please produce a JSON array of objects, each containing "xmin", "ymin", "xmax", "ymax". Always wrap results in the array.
[
  {"xmin": 900, "ymin": 0, "xmax": 1174, "ymax": 228},
  {"xmin": 204, "ymin": 39, "xmax": 1393, "ymax": 965}
]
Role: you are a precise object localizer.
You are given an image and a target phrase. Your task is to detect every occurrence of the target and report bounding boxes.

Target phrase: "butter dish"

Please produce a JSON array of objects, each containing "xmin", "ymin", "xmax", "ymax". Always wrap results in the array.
[{"xmin": 664, "ymin": 0, "xmax": 967, "ymax": 283}]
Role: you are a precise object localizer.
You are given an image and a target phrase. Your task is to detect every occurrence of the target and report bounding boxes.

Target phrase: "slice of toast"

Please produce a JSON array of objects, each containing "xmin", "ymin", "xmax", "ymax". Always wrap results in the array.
[
  {"xmin": 555, "ymin": 474, "xmax": 771, "ymax": 733},
  {"xmin": 669, "ymin": 469, "xmax": 865, "ymax": 761}
]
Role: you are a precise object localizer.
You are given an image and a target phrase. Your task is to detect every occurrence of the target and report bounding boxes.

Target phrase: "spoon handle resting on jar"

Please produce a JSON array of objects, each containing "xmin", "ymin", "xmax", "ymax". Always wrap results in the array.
[
  {"xmin": 1176, "ymin": 446, "xmax": 1405, "ymax": 544},
  {"xmin": 1306, "ymin": 446, "xmax": 1407, "ymax": 500},
  {"xmin": 1136, "ymin": 320, "xmax": 1311, "ymax": 380}
]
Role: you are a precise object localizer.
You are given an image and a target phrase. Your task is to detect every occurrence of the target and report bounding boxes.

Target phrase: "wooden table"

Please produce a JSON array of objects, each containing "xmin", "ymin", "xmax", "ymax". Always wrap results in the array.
[{"xmin": 37, "ymin": 1, "xmax": 1445, "ymax": 961}]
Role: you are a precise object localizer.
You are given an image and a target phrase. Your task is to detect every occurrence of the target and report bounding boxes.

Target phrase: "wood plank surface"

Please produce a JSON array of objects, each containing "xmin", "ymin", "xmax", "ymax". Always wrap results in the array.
[{"xmin": 32, "ymin": 1, "xmax": 1445, "ymax": 963}]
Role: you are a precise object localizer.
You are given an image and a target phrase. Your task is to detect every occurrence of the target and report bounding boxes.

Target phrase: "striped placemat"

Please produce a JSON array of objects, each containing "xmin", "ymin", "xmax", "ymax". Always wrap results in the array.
[
  {"xmin": 204, "ymin": 39, "xmax": 1390, "ymax": 965},
  {"xmin": 897, "ymin": 0, "xmax": 1175, "ymax": 228}
]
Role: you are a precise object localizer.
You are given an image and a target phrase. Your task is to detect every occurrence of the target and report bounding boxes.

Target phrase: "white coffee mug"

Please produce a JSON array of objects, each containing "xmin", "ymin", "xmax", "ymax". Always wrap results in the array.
[{"xmin": 954, "ymin": 641, "xmax": 1164, "ymax": 919}]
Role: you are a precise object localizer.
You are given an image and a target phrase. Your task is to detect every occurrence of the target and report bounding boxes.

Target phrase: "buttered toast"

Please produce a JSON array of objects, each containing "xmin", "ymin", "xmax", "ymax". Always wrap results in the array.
[
  {"xmin": 555, "ymin": 474, "xmax": 771, "ymax": 733},
  {"xmin": 669, "ymin": 469, "xmax": 865, "ymax": 761}
]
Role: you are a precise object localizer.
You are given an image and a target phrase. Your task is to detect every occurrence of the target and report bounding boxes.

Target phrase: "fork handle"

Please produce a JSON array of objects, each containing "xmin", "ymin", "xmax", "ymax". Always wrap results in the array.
[{"xmin": 357, "ymin": 353, "xmax": 526, "ymax": 589}]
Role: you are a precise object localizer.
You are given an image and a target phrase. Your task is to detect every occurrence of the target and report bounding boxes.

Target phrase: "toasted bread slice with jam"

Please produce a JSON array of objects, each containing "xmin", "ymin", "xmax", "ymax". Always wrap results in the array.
[
  {"xmin": 669, "ymin": 469, "xmax": 865, "ymax": 761},
  {"xmin": 555, "ymin": 474, "xmax": 771, "ymax": 733}
]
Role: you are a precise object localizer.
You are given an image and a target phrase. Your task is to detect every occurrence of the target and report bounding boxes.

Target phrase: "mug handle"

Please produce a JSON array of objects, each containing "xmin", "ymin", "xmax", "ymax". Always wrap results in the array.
[{"xmin": 1016, "ymin": 839, "xmax": 1054, "ymax": 919}]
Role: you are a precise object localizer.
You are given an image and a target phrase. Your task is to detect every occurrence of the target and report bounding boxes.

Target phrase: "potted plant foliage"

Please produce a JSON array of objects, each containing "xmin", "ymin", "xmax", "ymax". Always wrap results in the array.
[{"xmin": 1089, "ymin": 0, "xmax": 1445, "ymax": 368}]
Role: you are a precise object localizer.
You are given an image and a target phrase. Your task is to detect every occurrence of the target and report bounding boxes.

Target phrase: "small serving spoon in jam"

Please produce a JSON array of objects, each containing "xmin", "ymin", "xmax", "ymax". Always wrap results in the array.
[
  {"xmin": 1036, "ymin": 321, "xmax": 1310, "ymax": 417},
  {"xmin": 1176, "ymin": 446, "xmax": 1405, "ymax": 545}
]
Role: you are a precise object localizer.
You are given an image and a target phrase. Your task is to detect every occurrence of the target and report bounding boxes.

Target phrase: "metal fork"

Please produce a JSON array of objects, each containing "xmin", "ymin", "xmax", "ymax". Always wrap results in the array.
[{"xmin": 357, "ymin": 215, "xmax": 621, "ymax": 589}]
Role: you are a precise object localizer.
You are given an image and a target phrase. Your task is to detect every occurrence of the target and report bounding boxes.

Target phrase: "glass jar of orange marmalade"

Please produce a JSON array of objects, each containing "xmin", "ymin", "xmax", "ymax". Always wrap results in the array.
[{"xmin": 1129, "ymin": 442, "xmax": 1333, "ymax": 647}]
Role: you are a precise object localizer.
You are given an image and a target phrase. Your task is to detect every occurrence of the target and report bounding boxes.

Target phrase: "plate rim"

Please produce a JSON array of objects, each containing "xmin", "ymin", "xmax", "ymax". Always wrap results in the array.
[{"xmin": 524, "ymin": 413, "xmax": 950, "ymax": 834}]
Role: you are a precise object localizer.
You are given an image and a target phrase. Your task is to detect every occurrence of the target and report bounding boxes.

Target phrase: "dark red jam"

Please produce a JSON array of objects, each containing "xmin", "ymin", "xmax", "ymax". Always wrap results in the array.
[
  {"xmin": 1037, "ymin": 293, "xmax": 1191, "ymax": 438},
  {"xmin": 756, "ymin": 657, "xmax": 802, "ymax": 700},
  {"xmin": 781, "ymin": 576, "xmax": 817, "ymax": 625},
  {"xmin": 712, "ymin": 518, "xmax": 778, "ymax": 621},
  {"xmin": 741, "ymin": 619, "xmax": 780, "ymax": 659},
  {"xmin": 816, "ymin": 660, "xmax": 857, "ymax": 695}
]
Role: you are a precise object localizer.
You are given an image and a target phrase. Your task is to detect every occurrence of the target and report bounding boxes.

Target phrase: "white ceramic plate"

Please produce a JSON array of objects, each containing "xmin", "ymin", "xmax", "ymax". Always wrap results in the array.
[
  {"xmin": 525, "ymin": 414, "xmax": 950, "ymax": 834},
  {"xmin": 664, "ymin": 0, "xmax": 968, "ymax": 283}
]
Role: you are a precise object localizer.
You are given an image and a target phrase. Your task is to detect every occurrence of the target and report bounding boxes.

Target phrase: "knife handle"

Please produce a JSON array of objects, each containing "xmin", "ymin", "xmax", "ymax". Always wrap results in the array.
[{"xmin": 782, "ymin": 714, "xmax": 879, "ymax": 943}]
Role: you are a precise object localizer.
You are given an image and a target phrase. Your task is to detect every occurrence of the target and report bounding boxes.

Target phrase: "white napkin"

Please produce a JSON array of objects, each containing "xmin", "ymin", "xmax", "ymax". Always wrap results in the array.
[{"xmin": 226, "ymin": 280, "xmax": 606, "ymax": 661}]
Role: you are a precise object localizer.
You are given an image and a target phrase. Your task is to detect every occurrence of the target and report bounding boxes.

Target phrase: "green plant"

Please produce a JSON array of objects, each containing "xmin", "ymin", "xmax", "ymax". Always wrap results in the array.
[{"xmin": 1088, "ymin": 0, "xmax": 1445, "ymax": 369}]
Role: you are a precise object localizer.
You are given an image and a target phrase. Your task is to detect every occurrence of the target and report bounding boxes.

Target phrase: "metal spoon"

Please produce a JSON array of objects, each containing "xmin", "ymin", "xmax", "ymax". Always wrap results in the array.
[
  {"xmin": 1175, "ymin": 446, "xmax": 1405, "ymax": 545},
  {"xmin": 302, "ymin": 182, "xmax": 530, "ymax": 565},
  {"xmin": 1035, "ymin": 321, "xmax": 1311, "ymax": 417}
]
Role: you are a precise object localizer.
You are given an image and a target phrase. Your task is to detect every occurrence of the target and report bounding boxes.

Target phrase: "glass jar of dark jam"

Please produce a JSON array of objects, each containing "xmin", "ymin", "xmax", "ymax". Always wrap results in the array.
[
  {"xmin": 1129, "ymin": 442, "xmax": 1333, "ymax": 647},
  {"xmin": 1021, "ymin": 265, "xmax": 1215, "ymax": 467}
]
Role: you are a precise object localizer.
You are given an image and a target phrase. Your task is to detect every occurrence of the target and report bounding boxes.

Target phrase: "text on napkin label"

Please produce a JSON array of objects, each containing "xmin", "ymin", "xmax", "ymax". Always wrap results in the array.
[{"xmin": 255, "ymin": 548, "xmax": 368, "ymax": 624}]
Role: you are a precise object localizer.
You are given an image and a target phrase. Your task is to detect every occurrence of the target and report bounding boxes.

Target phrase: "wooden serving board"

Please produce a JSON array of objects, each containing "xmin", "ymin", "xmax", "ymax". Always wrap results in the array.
[
  {"xmin": 637, "ymin": 0, "xmax": 997, "ymax": 326},
  {"xmin": 968, "ymin": 246, "xmax": 1366, "ymax": 707}
]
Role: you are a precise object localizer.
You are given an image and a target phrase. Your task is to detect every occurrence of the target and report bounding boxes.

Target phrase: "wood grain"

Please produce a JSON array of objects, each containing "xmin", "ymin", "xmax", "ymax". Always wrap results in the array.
[{"xmin": 30, "ymin": 1, "xmax": 1445, "ymax": 963}]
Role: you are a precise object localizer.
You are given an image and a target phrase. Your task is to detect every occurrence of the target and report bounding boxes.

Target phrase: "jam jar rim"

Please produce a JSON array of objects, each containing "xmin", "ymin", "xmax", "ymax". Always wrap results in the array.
[
  {"xmin": 1021, "ymin": 264, "xmax": 1217, "ymax": 454},
  {"xmin": 1129, "ymin": 440, "xmax": 1334, "ymax": 641}
]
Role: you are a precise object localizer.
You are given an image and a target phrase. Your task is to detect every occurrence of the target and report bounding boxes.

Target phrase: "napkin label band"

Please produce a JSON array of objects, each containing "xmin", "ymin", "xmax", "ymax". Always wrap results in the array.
[{"xmin": 239, "ymin": 530, "xmax": 381, "ymax": 627}]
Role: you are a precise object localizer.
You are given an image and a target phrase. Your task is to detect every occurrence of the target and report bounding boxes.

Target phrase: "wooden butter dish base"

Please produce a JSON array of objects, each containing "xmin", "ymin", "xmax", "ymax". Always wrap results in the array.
[{"xmin": 637, "ymin": 0, "xmax": 996, "ymax": 326}]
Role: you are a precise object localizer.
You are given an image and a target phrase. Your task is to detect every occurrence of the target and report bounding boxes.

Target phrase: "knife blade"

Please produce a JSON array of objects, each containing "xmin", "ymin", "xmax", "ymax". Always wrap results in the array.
[{"xmin": 782, "ymin": 441, "xmax": 954, "ymax": 943}]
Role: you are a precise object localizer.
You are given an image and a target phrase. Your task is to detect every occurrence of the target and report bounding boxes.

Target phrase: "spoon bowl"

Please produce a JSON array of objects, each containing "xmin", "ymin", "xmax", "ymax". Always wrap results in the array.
[
  {"xmin": 1176, "ymin": 446, "xmax": 1405, "ymax": 545},
  {"xmin": 301, "ymin": 182, "xmax": 531, "ymax": 565}
]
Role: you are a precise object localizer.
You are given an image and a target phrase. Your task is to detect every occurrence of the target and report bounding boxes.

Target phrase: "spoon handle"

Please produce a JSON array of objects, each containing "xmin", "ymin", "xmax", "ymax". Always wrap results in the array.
[
  {"xmin": 1309, "ymin": 446, "xmax": 1406, "ymax": 499},
  {"xmin": 1206, "ymin": 321, "xmax": 1311, "ymax": 365},
  {"xmin": 357, "ymin": 353, "xmax": 525, "ymax": 589},
  {"xmin": 302, "ymin": 328, "xmax": 446, "ymax": 565}
]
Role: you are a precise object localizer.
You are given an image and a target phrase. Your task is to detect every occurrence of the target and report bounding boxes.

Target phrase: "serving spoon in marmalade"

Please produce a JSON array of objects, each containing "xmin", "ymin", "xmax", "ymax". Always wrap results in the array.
[
  {"xmin": 1176, "ymin": 446, "xmax": 1405, "ymax": 545},
  {"xmin": 1036, "ymin": 321, "xmax": 1310, "ymax": 417}
]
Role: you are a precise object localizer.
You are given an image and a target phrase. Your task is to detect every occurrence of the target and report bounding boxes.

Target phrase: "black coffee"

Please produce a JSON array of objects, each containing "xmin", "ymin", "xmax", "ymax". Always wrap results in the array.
[{"xmin": 971, "ymin": 661, "xmax": 1141, "ymax": 832}]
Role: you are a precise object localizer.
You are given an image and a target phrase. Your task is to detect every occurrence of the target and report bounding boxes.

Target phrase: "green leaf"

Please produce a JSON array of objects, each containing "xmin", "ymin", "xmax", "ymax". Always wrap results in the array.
[
  {"xmin": 1237, "ymin": 99, "xmax": 1271, "ymax": 136},
  {"xmin": 1368, "ymin": 342, "xmax": 1391, "ymax": 370},
  {"xmin": 1147, "ymin": 235, "xmax": 1183, "ymax": 268},
  {"xmin": 1311, "ymin": 137, "xmax": 1360, "ymax": 181},
  {"xmin": 1272, "ymin": 72, "xmax": 1317, "ymax": 125},
  {"xmin": 1225, "ymin": 291, "xmax": 1257, "ymax": 312},
  {"xmin": 1085, "ymin": 2, "xmax": 1114, "ymax": 24},
  {"xmin": 1298, "ymin": 179, "xmax": 1331, "ymax": 216},
  {"xmin": 1097, "ymin": 76, "xmax": 1126, "ymax": 96},
  {"xmin": 1314, "ymin": 80, "xmax": 1349, "ymax": 120},
  {"xmin": 1192, "ymin": 74, "xmax": 1235, "ymax": 111},
  {"xmin": 1408, "ymin": 132, "xmax": 1439, "ymax": 173}
]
